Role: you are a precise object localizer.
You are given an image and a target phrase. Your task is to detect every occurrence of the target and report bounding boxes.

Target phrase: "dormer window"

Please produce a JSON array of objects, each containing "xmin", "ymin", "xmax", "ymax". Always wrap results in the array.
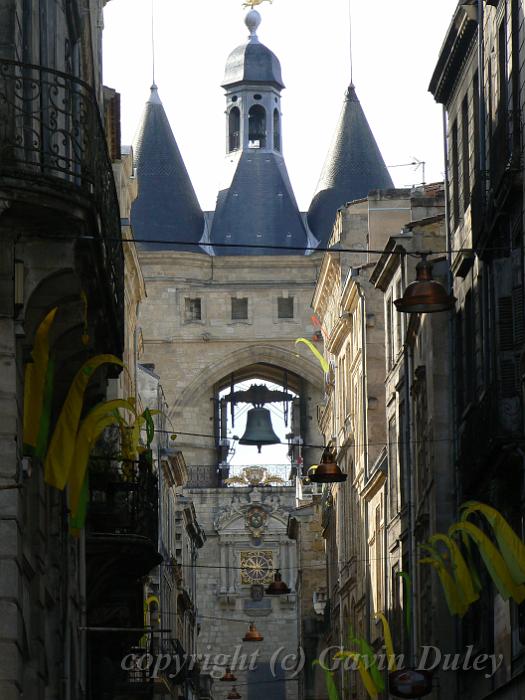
[
  {"xmin": 248, "ymin": 105, "xmax": 266, "ymax": 148},
  {"xmin": 229, "ymin": 107, "xmax": 240, "ymax": 152}
]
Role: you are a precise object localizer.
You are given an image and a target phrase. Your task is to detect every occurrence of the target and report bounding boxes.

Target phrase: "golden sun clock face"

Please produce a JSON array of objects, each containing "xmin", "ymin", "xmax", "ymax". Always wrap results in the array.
[{"xmin": 240, "ymin": 550, "xmax": 274, "ymax": 585}]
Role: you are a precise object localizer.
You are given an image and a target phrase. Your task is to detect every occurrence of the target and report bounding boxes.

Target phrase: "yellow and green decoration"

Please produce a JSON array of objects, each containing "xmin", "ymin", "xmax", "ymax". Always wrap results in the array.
[{"xmin": 23, "ymin": 305, "xmax": 160, "ymax": 535}]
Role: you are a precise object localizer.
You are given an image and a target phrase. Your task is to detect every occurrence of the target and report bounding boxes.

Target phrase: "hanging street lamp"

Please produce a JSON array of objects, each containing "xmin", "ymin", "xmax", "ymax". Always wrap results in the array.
[
  {"xmin": 265, "ymin": 569, "xmax": 291, "ymax": 595},
  {"xmin": 220, "ymin": 668, "xmax": 237, "ymax": 682},
  {"xmin": 309, "ymin": 447, "xmax": 347, "ymax": 484},
  {"xmin": 394, "ymin": 256, "xmax": 455, "ymax": 314},
  {"xmin": 243, "ymin": 622, "xmax": 264, "ymax": 642}
]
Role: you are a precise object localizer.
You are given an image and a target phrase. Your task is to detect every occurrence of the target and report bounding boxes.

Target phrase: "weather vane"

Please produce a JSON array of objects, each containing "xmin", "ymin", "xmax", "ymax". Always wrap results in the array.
[{"xmin": 242, "ymin": 0, "xmax": 272, "ymax": 8}]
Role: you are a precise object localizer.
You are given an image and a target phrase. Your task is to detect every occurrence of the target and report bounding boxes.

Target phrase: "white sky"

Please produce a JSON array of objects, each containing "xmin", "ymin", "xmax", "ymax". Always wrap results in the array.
[{"xmin": 102, "ymin": 0, "xmax": 459, "ymax": 213}]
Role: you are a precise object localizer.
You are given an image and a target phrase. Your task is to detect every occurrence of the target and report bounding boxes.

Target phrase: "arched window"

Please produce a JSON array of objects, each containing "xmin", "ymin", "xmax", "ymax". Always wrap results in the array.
[
  {"xmin": 229, "ymin": 107, "xmax": 240, "ymax": 152},
  {"xmin": 248, "ymin": 105, "xmax": 266, "ymax": 148},
  {"xmin": 273, "ymin": 108, "xmax": 281, "ymax": 152}
]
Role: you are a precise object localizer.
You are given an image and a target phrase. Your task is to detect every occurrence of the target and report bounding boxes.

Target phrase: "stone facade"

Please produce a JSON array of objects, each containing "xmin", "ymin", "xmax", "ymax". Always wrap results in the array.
[
  {"xmin": 312, "ymin": 187, "xmax": 446, "ymax": 699},
  {"xmin": 137, "ymin": 251, "xmax": 324, "ymax": 470},
  {"xmin": 0, "ymin": 1, "xmax": 126, "ymax": 698},
  {"xmin": 186, "ymin": 481, "xmax": 299, "ymax": 700},
  {"xmin": 370, "ymin": 212, "xmax": 454, "ymax": 699},
  {"xmin": 287, "ymin": 498, "xmax": 327, "ymax": 700},
  {"xmin": 428, "ymin": 1, "xmax": 525, "ymax": 697}
]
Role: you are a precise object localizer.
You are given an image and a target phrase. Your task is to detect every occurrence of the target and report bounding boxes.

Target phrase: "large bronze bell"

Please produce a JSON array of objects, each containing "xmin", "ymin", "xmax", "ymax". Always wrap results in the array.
[{"xmin": 239, "ymin": 407, "xmax": 280, "ymax": 453}]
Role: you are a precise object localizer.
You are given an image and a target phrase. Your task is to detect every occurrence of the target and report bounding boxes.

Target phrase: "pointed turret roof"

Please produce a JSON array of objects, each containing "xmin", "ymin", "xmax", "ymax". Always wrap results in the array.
[
  {"xmin": 307, "ymin": 85, "xmax": 393, "ymax": 246},
  {"xmin": 131, "ymin": 85, "xmax": 204, "ymax": 251},
  {"xmin": 209, "ymin": 10, "xmax": 308, "ymax": 255},
  {"xmin": 210, "ymin": 150, "xmax": 308, "ymax": 255}
]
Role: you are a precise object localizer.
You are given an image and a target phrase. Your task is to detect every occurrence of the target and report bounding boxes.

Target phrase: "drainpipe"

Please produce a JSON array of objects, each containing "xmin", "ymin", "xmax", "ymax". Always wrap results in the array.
[
  {"xmin": 80, "ymin": 530, "xmax": 87, "ymax": 699},
  {"xmin": 64, "ymin": 513, "xmax": 72, "ymax": 700},
  {"xmin": 357, "ymin": 285, "xmax": 373, "ymax": 647},
  {"xmin": 443, "ymin": 97, "xmax": 458, "ymax": 692},
  {"xmin": 478, "ymin": 0, "xmax": 486, "ymax": 182},
  {"xmin": 403, "ymin": 336, "xmax": 418, "ymax": 666},
  {"xmin": 442, "ymin": 106, "xmax": 459, "ymax": 504},
  {"xmin": 156, "ymin": 382, "xmax": 164, "ymax": 641},
  {"xmin": 402, "ymin": 296, "xmax": 418, "ymax": 666}
]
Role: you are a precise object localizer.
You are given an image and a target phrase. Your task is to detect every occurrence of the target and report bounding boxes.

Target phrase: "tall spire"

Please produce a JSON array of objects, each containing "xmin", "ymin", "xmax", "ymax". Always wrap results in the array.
[
  {"xmin": 209, "ymin": 11, "xmax": 308, "ymax": 255},
  {"xmin": 307, "ymin": 85, "xmax": 393, "ymax": 246},
  {"xmin": 131, "ymin": 85, "xmax": 204, "ymax": 251}
]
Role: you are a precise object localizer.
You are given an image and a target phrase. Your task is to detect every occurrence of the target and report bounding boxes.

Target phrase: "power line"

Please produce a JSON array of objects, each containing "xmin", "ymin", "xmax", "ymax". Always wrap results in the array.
[
  {"xmin": 153, "ymin": 426, "xmax": 467, "ymax": 449},
  {"xmin": 34, "ymin": 231, "xmax": 460, "ymax": 257}
]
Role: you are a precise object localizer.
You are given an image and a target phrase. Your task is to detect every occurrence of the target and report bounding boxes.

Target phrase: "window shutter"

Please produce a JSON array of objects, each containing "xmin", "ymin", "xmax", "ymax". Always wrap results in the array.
[
  {"xmin": 498, "ymin": 296, "xmax": 514, "ymax": 350},
  {"xmin": 512, "ymin": 287, "xmax": 524, "ymax": 344}
]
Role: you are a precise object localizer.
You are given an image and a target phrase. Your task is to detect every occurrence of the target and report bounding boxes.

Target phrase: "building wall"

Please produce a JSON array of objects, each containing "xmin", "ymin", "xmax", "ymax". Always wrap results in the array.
[
  {"xmin": 288, "ymin": 499, "xmax": 329, "ymax": 700},
  {"xmin": 187, "ymin": 484, "xmax": 299, "ymax": 700},
  {"xmin": 430, "ymin": 2, "xmax": 525, "ymax": 697},
  {"xmin": 137, "ymin": 251, "xmax": 324, "ymax": 469},
  {"xmin": 312, "ymin": 188, "xmax": 446, "ymax": 700}
]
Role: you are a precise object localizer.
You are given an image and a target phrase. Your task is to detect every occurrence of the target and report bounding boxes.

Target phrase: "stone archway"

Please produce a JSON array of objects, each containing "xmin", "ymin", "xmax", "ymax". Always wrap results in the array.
[{"xmin": 171, "ymin": 343, "xmax": 323, "ymax": 418}]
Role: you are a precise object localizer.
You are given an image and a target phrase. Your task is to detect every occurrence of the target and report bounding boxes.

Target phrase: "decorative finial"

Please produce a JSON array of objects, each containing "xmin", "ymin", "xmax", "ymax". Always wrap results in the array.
[
  {"xmin": 242, "ymin": 0, "xmax": 272, "ymax": 8},
  {"xmin": 245, "ymin": 9, "xmax": 262, "ymax": 39},
  {"xmin": 148, "ymin": 83, "xmax": 161, "ymax": 105}
]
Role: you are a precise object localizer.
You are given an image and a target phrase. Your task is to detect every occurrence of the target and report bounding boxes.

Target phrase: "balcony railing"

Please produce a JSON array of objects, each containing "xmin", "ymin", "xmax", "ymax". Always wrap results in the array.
[
  {"xmin": 0, "ymin": 58, "xmax": 124, "ymax": 316},
  {"xmin": 116, "ymin": 643, "xmax": 155, "ymax": 698},
  {"xmin": 186, "ymin": 464, "xmax": 295, "ymax": 488},
  {"xmin": 88, "ymin": 464, "xmax": 159, "ymax": 543}
]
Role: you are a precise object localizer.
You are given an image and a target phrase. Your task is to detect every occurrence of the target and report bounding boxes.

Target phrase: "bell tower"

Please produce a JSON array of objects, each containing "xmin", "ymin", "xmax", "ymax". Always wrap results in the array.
[{"xmin": 222, "ymin": 10, "xmax": 284, "ymax": 155}]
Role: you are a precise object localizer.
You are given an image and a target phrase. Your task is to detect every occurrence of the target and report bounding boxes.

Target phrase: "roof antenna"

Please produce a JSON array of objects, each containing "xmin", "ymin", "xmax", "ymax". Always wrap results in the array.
[
  {"xmin": 348, "ymin": 0, "xmax": 354, "ymax": 87},
  {"xmin": 151, "ymin": 0, "xmax": 156, "ymax": 88}
]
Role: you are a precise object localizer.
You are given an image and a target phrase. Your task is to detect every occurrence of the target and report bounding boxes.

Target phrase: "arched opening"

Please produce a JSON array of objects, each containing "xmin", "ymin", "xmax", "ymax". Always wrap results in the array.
[
  {"xmin": 248, "ymin": 104, "xmax": 266, "ymax": 148},
  {"xmin": 214, "ymin": 364, "xmax": 308, "ymax": 485},
  {"xmin": 273, "ymin": 108, "xmax": 281, "ymax": 152},
  {"xmin": 228, "ymin": 107, "xmax": 240, "ymax": 152}
]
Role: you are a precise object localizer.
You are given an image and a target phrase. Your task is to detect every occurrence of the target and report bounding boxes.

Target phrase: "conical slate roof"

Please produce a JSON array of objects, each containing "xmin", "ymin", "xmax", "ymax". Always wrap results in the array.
[
  {"xmin": 210, "ymin": 150, "xmax": 308, "ymax": 255},
  {"xmin": 131, "ymin": 85, "xmax": 204, "ymax": 252},
  {"xmin": 307, "ymin": 85, "xmax": 393, "ymax": 246}
]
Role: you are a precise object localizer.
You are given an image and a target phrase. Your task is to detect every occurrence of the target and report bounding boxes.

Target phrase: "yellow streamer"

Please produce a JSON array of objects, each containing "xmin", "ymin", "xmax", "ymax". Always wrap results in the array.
[
  {"xmin": 375, "ymin": 613, "xmax": 397, "ymax": 671},
  {"xmin": 295, "ymin": 338, "xmax": 329, "ymax": 373},
  {"xmin": 69, "ymin": 399, "xmax": 135, "ymax": 516},
  {"xmin": 461, "ymin": 501, "xmax": 525, "ymax": 586},
  {"xmin": 44, "ymin": 355, "xmax": 123, "ymax": 489},
  {"xmin": 429, "ymin": 533, "xmax": 479, "ymax": 608},
  {"xmin": 449, "ymin": 521, "xmax": 525, "ymax": 604},
  {"xmin": 23, "ymin": 307, "xmax": 58, "ymax": 452},
  {"xmin": 420, "ymin": 554, "xmax": 469, "ymax": 617},
  {"xmin": 336, "ymin": 652, "xmax": 379, "ymax": 699}
]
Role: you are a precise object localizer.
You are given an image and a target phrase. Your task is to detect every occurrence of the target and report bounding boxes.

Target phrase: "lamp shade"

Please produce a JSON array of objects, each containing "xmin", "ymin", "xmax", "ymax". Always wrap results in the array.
[
  {"xmin": 309, "ymin": 448, "xmax": 347, "ymax": 484},
  {"xmin": 389, "ymin": 668, "xmax": 433, "ymax": 698},
  {"xmin": 220, "ymin": 668, "xmax": 237, "ymax": 682},
  {"xmin": 227, "ymin": 687, "xmax": 242, "ymax": 700},
  {"xmin": 266, "ymin": 570, "xmax": 291, "ymax": 595},
  {"xmin": 394, "ymin": 258, "xmax": 455, "ymax": 314},
  {"xmin": 243, "ymin": 622, "xmax": 263, "ymax": 642}
]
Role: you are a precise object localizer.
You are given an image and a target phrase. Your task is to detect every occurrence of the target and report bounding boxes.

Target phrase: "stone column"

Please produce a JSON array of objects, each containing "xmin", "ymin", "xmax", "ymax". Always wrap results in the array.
[{"xmin": 219, "ymin": 540, "xmax": 227, "ymax": 593}]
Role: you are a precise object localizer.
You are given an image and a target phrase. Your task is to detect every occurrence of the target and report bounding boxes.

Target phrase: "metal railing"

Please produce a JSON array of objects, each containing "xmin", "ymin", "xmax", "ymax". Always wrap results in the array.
[
  {"xmin": 186, "ymin": 464, "xmax": 295, "ymax": 488},
  {"xmin": 88, "ymin": 463, "xmax": 159, "ymax": 543},
  {"xmin": 0, "ymin": 58, "xmax": 124, "ymax": 316}
]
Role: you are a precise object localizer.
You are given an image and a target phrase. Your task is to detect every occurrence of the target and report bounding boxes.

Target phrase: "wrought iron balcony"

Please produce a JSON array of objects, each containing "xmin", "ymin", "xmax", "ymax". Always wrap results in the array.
[
  {"xmin": 115, "ymin": 643, "xmax": 155, "ymax": 699},
  {"xmin": 88, "ymin": 463, "xmax": 159, "ymax": 544},
  {"xmin": 0, "ymin": 58, "xmax": 124, "ymax": 316}
]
